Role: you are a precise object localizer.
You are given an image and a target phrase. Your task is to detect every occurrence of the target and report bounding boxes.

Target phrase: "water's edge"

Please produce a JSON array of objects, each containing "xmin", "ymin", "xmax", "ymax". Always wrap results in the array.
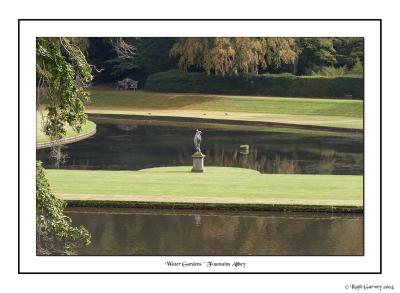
[
  {"xmin": 88, "ymin": 113, "xmax": 363, "ymax": 133},
  {"xmin": 66, "ymin": 199, "xmax": 363, "ymax": 213}
]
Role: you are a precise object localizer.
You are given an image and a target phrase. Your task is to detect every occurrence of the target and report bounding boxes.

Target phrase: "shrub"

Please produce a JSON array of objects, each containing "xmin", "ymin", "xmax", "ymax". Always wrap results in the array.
[
  {"xmin": 145, "ymin": 70, "xmax": 363, "ymax": 99},
  {"xmin": 311, "ymin": 63, "xmax": 363, "ymax": 78},
  {"xmin": 36, "ymin": 161, "xmax": 91, "ymax": 255},
  {"xmin": 311, "ymin": 66, "xmax": 348, "ymax": 77},
  {"xmin": 348, "ymin": 59, "xmax": 364, "ymax": 76}
]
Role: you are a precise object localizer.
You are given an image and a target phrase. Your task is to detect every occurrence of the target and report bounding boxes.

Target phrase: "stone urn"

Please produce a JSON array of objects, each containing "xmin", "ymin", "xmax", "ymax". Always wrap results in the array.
[{"xmin": 191, "ymin": 151, "xmax": 206, "ymax": 172}]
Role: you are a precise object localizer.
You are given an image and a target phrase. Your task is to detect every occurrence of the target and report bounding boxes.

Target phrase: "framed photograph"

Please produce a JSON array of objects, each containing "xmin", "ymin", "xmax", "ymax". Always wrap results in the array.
[{"xmin": 19, "ymin": 19, "xmax": 381, "ymax": 273}]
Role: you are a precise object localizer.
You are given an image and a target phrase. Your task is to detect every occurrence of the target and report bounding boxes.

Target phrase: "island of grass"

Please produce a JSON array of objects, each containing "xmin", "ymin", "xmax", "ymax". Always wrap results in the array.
[
  {"xmin": 46, "ymin": 166, "xmax": 363, "ymax": 212},
  {"xmin": 36, "ymin": 112, "xmax": 97, "ymax": 148},
  {"xmin": 87, "ymin": 88, "xmax": 363, "ymax": 131}
]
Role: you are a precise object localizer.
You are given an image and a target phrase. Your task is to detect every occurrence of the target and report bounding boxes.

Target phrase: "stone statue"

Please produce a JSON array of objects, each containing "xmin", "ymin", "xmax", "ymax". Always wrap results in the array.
[
  {"xmin": 192, "ymin": 129, "xmax": 205, "ymax": 172},
  {"xmin": 194, "ymin": 129, "xmax": 202, "ymax": 153}
]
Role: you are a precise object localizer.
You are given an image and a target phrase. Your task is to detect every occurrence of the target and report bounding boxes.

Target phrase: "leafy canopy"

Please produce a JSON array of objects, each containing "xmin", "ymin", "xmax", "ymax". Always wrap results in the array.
[
  {"xmin": 170, "ymin": 37, "xmax": 298, "ymax": 76},
  {"xmin": 36, "ymin": 37, "xmax": 93, "ymax": 140},
  {"xmin": 36, "ymin": 38, "xmax": 92, "ymax": 254}
]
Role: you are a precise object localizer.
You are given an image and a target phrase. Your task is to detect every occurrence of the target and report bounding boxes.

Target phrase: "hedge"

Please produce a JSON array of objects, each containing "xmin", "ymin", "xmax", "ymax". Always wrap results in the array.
[{"xmin": 144, "ymin": 70, "xmax": 363, "ymax": 99}]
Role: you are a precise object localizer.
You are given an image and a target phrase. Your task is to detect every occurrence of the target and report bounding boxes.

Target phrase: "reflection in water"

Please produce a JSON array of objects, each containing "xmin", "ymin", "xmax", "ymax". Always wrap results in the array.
[
  {"xmin": 67, "ymin": 208, "xmax": 363, "ymax": 256},
  {"xmin": 194, "ymin": 215, "xmax": 202, "ymax": 226},
  {"xmin": 37, "ymin": 121, "xmax": 363, "ymax": 175},
  {"xmin": 49, "ymin": 145, "xmax": 68, "ymax": 168}
]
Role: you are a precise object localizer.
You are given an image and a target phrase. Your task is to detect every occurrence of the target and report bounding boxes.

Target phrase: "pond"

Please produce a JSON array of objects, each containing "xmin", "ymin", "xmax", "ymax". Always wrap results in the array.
[
  {"xmin": 38, "ymin": 118, "xmax": 364, "ymax": 256},
  {"xmin": 66, "ymin": 207, "xmax": 363, "ymax": 256},
  {"xmin": 37, "ymin": 118, "xmax": 363, "ymax": 175}
]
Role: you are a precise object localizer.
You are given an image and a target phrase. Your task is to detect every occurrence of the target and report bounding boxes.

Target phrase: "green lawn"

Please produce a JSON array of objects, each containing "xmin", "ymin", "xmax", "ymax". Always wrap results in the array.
[
  {"xmin": 46, "ymin": 166, "xmax": 363, "ymax": 206},
  {"xmin": 92, "ymin": 116, "xmax": 360, "ymax": 138},
  {"xmin": 37, "ymin": 112, "xmax": 96, "ymax": 143},
  {"xmin": 87, "ymin": 89, "xmax": 363, "ymax": 129}
]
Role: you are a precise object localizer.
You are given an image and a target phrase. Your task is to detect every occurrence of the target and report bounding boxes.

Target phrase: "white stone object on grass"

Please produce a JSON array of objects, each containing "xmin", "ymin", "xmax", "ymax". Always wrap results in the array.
[{"xmin": 191, "ymin": 152, "xmax": 206, "ymax": 172}]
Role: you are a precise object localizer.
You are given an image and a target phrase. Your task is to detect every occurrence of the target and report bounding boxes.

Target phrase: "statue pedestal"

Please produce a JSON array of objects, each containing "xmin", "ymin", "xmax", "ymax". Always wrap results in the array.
[{"xmin": 191, "ymin": 152, "xmax": 206, "ymax": 172}]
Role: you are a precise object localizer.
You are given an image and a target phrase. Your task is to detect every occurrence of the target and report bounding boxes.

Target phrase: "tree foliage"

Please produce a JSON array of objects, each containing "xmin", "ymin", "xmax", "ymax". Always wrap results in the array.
[
  {"xmin": 87, "ymin": 37, "xmax": 177, "ymax": 85},
  {"xmin": 36, "ymin": 37, "xmax": 93, "ymax": 141},
  {"xmin": 296, "ymin": 38, "xmax": 337, "ymax": 75},
  {"xmin": 104, "ymin": 37, "xmax": 139, "ymax": 77},
  {"xmin": 131, "ymin": 38, "xmax": 178, "ymax": 76},
  {"xmin": 84, "ymin": 37, "xmax": 363, "ymax": 82},
  {"xmin": 36, "ymin": 161, "xmax": 91, "ymax": 255},
  {"xmin": 332, "ymin": 37, "xmax": 364, "ymax": 69},
  {"xmin": 36, "ymin": 37, "xmax": 92, "ymax": 255},
  {"xmin": 296, "ymin": 37, "xmax": 364, "ymax": 75},
  {"xmin": 170, "ymin": 37, "xmax": 298, "ymax": 76}
]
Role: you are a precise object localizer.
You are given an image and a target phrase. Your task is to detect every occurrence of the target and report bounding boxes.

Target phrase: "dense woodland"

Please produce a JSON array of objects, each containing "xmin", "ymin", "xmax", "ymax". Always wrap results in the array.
[{"xmin": 82, "ymin": 37, "xmax": 364, "ymax": 87}]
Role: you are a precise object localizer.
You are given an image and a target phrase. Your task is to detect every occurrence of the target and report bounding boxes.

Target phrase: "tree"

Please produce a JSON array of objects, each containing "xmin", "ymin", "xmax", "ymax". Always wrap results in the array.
[
  {"xmin": 170, "ymin": 37, "xmax": 298, "ymax": 76},
  {"xmin": 36, "ymin": 37, "xmax": 92, "ymax": 254},
  {"xmin": 36, "ymin": 37, "xmax": 93, "ymax": 142},
  {"xmin": 296, "ymin": 38, "xmax": 337, "ymax": 75},
  {"xmin": 36, "ymin": 161, "xmax": 91, "ymax": 255},
  {"xmin": 85, "ymin": 37, "xmax": 117, "ymax": 84},
  {"xmin": 130, "ymin": 38, "xmax": 178, "ymax": 77},
  {"xmin": 83, "ymin": 37, "xmax": 363, "ymax": 81},
  {"xmin": 332, "ymin": 37, "xmax": 364, "ymax": 69},
  {"xmin": 295, "ymin": 37, "xmax": 364, "ymax": 76},
  {"xmin": 86, "ymin": 37, "xmax": 178, "ymax": 85}
]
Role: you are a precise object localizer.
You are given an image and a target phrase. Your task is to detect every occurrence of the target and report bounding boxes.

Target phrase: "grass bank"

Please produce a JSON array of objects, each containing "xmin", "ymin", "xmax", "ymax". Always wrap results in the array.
[
  {"xmin": 87, "ymin": 89, "xmax": 363, "ymax": 130},
  {"xmin": 46, "ymin": 167, "xmax": 363, "ymax": 209},
  {"xmin": 90, "ymin": 116, "xmax": 361, "ymax": 138},
  {"xmin": 37, "ymin": 112, "xmax": 96, "ymax": 143}
]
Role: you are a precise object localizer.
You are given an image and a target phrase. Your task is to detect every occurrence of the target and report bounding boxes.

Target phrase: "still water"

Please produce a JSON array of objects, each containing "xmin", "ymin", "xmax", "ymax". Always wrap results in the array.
[
  {"xmin": 67, "ymin": 208, "xmax": 363, "ymax": 256},
  {"xmin": 37, "ymin": 119, "xmax": 363, "ymax": 175},
  {"xmin": 38, "ymin": 119, "xmax": 363, "ymax": 255}
]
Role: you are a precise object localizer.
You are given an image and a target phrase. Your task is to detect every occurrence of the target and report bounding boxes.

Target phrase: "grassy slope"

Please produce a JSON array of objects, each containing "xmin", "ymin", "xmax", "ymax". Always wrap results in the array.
[
  {"xmin": 46, "ymin": 167, "xmax": 362, "ymax": 206},
  {"xmin": 92, "ymin": 117, "xmax": 360, "ymax": 138},
  {"xmin": 37, "ymin": 113, "xmax": 96, "ymax": 143},
  {"xmin": 87, "ymin": 89, "xmax": 363, "ymax": 129}
]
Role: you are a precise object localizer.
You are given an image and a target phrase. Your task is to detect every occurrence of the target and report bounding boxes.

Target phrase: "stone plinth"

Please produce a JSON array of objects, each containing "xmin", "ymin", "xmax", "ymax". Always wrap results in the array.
[{"xmin": 191, "ymin": 152, "xmax": 206, "ymax": 172}]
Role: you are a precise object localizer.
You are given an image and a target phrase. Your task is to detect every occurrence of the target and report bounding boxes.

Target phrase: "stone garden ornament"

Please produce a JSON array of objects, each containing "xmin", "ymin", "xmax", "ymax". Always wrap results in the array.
[
  {"xmin": 194, "ymin": 129, "xmax": 202, "ymax": 153},
  {"xmin": 192, "ymin": 129, "xmax": 206, "ymax": 172}
]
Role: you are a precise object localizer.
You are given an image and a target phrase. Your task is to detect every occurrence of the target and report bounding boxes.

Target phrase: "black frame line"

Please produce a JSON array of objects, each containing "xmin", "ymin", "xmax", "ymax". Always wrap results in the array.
[{"xmin": 18, "ymin": 18, "xmax": 382, "ymax": 274}]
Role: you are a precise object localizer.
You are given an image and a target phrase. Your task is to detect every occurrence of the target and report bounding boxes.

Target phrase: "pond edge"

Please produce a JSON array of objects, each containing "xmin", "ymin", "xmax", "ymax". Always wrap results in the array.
[
  {"xmin": 87, "ymin": 113, "xmax": 363, "ymax": 134},
  {"xmin": 36, "ymin": 128, "xmax": 97, "ymax": 149},
  {"xmin": 65, "ymin": 200, "xmax": 363, "ymax": 214}
]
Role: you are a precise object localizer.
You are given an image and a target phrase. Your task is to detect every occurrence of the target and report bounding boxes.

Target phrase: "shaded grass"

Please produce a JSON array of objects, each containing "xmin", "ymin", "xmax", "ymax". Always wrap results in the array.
[
  {"xmin": 88, "ymin": 89, "xmax": 363, "ymax": 118},
  {"xmin": 46, "ymin": 167, "xmax": 362, "ymax": 205},
  {"xmin": 91, "ymin": 116, "xmax": 360, "ymax": 138},
  {"xmin": 87, "ymin": 89, "xmax": 363, "ymax": 130},
  {"xmin": 87, "ymin": 109, "xmax": 362, "ymax": 129}
]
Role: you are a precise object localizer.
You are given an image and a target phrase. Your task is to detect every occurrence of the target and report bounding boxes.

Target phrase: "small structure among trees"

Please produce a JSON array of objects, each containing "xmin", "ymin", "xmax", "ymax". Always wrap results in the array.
[{"xmin": 116, "ymin": 78, "xmax": 138, "ymax": 91}]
